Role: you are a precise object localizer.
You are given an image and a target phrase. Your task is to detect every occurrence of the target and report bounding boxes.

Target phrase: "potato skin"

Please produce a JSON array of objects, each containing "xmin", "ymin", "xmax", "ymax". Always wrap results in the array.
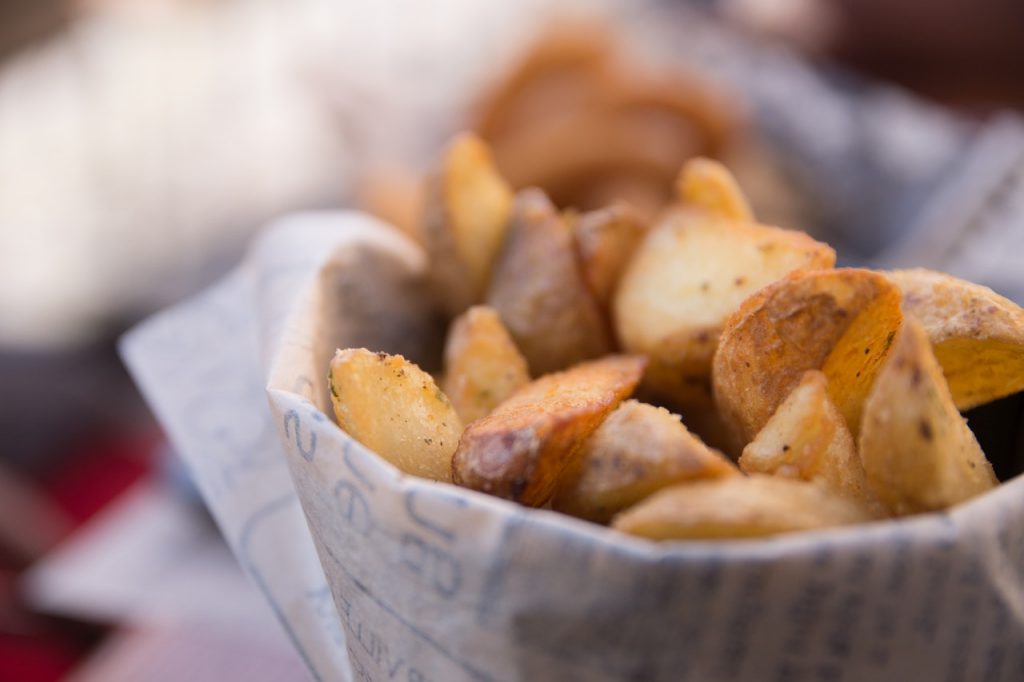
[
  {"xmin": 712, "ymin": 268, "xmax": 901, "ymax": 448},
  {"xmin": 329, "ymin": 349, "xmax": 463, "ymax": 482},
  {"xmin": 612, "ymin": 475, "xmax": 872, "ymax": 541},
  {"xmin": 572, "ymin": 201, "xmax": 647, "ymax": 310},
  {"xmin": 442, "ymin": 306, "xmax": 530, "ymax": 424},
  {"xmin": 421, "ymin": 175, "xmax": 469, "ymax": 313},
  {"xmin": 486, "ymin": 188, "xmax": 612, "ymax": 375},
  {"xmin": 888, "ymin": 268, "xmax": 1024, "ymax": 410},
  {"xmin": 553, "ymin": 400, "xmax": 737, "ymax": 523},
  {"xmin": 614, "ymin": 207, "xmax": 834, "ymax": 409},
  {"xmin": 421, "ymin": 134, "xmax": 513, "ymax": 315},
  {"xmin": 819, "ymin": 281, "xmax": 904, "ymax": 437},
  {"xmin": 859, "ymin": 319, "xmax": 997, "ymax": 516},
  {"xmin": 452, "ymin": 355, "xmax": 646, "ymax": 506}
]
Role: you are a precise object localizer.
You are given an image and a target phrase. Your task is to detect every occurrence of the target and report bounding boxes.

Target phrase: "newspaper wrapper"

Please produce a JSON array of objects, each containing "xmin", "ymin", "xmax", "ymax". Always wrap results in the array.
[{"xmin": 121, "ymin": 208, "xmax": 1024, "ymax": 682}]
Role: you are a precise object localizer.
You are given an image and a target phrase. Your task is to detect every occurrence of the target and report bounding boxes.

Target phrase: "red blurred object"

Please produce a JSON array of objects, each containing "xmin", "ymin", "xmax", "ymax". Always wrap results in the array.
[
  {"xmin": 0, "ymin": 430, "xmax": 160, "ymax": 682},
  {"xmin": 0, "ymin": 628, "xmax": 87, "ymax": 682},
  {"xmin": 41, "ymin": 432, "xmax": 158, "ymax": 525}
]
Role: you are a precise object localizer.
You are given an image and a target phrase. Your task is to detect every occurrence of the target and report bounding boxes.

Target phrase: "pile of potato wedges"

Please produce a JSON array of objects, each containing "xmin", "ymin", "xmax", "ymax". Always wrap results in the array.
[{"xmin": 329, "ymin": 133, "xmax": 1024, "ymax": 541}]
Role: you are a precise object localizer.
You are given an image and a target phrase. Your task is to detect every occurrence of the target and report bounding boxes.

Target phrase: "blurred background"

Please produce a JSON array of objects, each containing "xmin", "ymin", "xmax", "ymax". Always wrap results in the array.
[{"xmin": 1, "ymin": 0, "xmax": 1022, "ymax": 679}]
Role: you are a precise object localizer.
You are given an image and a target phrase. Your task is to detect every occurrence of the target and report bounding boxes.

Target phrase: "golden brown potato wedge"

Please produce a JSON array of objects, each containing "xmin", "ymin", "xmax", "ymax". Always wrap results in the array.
[
  {"xmin": 442, "ymin": 306, "xmax": 530, "ymax": 424},
  {"xmin": 740, "ymin": 371, "xmax": 884, "ymax": 515},
  {"xmin": 888, "ymin": 268, "xmax": 1024, "ymax": 410},
  {"xmin": 452, "ymin": 355, "xmax": 646, "ymax": 506},
  {"xmin": 612, "ymin": 475, "xmax": 872, "ymax": 540},
  {"xmin": 819, "ymin": 278, "xmax": 904, "ymax": 436},
  {"xmin": 572, "ymin": 201, "xmax": 647, "ymax": 309},
  {"xmin": 675, "ymin": 157, "xmax": 753, "ymax": 222},
  {"xmin": 329, "ymin": 349, "xmax": 463, "ymax": 482},
  {"xmin": 422, "ymin": 134, "xmax": 513, "ymax": 315},
  {"xmin": 486, "ymin": 188, "xmax": 612, "ymax": 375},
  {"xmin": 553, "ymin": 400, "xmax": 737, "ymax": 523},
  {"xmin": 859, "ymin": 319, "xmax": 997, "ymax": 516},
  {"xmin": 614, "ymin": 207, "xmax": 835, "ymax": 408},
  {"xmin": 713, "ymin": 268, "xmax": 902, "ymax": 447}
]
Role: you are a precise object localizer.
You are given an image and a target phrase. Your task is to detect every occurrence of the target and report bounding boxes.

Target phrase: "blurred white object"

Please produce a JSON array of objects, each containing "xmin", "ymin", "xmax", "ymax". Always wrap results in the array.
[
  {"xmin": 0, "ymin": 1, "xmax": 346, "ymax": 347},
  {"xmin": 0, "ymin": 0, "xmax": 620, "ymax": 348},
  {"xmin": 25, "ymin": 480, "xmax": 314, "ymax": 678},
  {"xmin": 24, "ymin": 482, "xmax": 286, "ymax": 636},
  {"xmin": 69, "ymin": 628, "xmax": 311, "ymax": 682}
]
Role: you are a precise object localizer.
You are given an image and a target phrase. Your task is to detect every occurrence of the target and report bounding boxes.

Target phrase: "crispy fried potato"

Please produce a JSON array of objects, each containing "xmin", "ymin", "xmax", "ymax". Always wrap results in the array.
[
  {"xmin": 422, "ymin": 134, "xmax": 513, "ymax": 315},
  {"xmin": 452, "ymin": 355, "xmax": 646, "ymax": 506},
  {"xmin": 474, "ymin": 20, "xmax": 614, "ymax": 140},
  {"xmin": 553, "ymin": 400, "xmax": 737, "ymax": 523},
  {"xmin": 442, "ymin": 306, "xmax": 530, "ymax": 424},
  {"xmin": 740, "ymin": 371, "xmax": 884, "ymax": 515},
  {"xmin": 329, "ymin": 349, "xmax": 462, "ymax": 482},
  {"xmin": 676, "ymin": 157, "xmax": 753, "ymax": 221},
  {"xmin": 612, "ymin": 475, "xmax": 872, "ymax": 540},
  {"xmin": 859, "ymin": 319, "xmax": 997, "ymax": 515},
  {"xmin": 614, "ymin": 207, "xmax": 835, "ymax": 408},
  {"xmin": 486, "ymin": 188, "xmax": 612, "ymax": 374},
  {"xmin": 485, "ymin": 72, "xmax": 738, "ymax": 214},
  {"xmin": 888, "ymin": 268, "xmax": 1024, "ymax": 410},
  {"xmin": 819, "ymin": 277, "xmax": 904, "ymax": 435},
  {"xmin": 572, "ymin": 201, "xmax": 647, "ymax": 309},
  {"xmin": 713, "ymin": 268, "xmax": 902, "ymax": 446}
]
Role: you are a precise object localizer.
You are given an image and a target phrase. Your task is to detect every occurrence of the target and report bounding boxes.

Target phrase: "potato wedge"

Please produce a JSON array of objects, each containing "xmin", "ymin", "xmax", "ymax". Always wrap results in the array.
[
  {"xmin": 329, "ymin": 349, "xmax": 463, "ymax": 482},
  {"xmin": 675, "ymin": 157, "xmax": 753, "ymax": 221},
  {"xmin": 553, "ymin": 400, "xmax": 737, "ymax": 523},
  {"xmin": 452, "ymin": 355, "xmax": 646, "ymax": 506},
  {"xmin": 572, "ymin": 201, "xmax": 647, "ymax": 309},
  {"xmin": 713, "ymin": 268, "xmax": 902, "ymax": 446},
  {"xmin": 486, "ymin": 188, "xmax": 612, "ymax": 375},
  {"xmin": 442, "ymin": 306, "xmax": 530, "ymax": 424},
  {"xmin": 422, "ymin": 134, "xmax": 513, "ymax": 315},
  {"xmin": 819, "ymin": 278, "xmax": 904, "ymax": 436},
  {"xmin": 740, "ymin": 371, "xmax": 884, "ymax": 515},
  {"xmin": 474, "ymin": 20, "xmax": 614, "ymax": 140},
  {"xmin": 859, "ymin": 319, "xmax": 997, "ymax": 516},
  {"xmin": 888, "ymin": 268, "xmax": 1024, "ymax": 410},
  {"xmin": 614, "ymin": 207, "xmax": 835, "ymax": 408},
  {"xmin": 612, "ymin": 475, "xmax": 872, "ymax": 540}
]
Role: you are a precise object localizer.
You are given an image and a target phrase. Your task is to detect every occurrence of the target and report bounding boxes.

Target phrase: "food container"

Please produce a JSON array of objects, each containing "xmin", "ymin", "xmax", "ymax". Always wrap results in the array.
[
  {"xmin": 122, "ymin": 208, "xmax": 1024, "ymax": 681},
  {"xmin": 121, "ymin": 8, "xmax": 1024, "ymax": 679}
]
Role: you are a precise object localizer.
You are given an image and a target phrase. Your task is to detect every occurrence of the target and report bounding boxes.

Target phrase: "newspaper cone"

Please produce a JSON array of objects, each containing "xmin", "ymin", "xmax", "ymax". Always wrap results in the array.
[{"xmin": 123, "ymin": 211, "xmax": 1024, "ymax": 682}]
